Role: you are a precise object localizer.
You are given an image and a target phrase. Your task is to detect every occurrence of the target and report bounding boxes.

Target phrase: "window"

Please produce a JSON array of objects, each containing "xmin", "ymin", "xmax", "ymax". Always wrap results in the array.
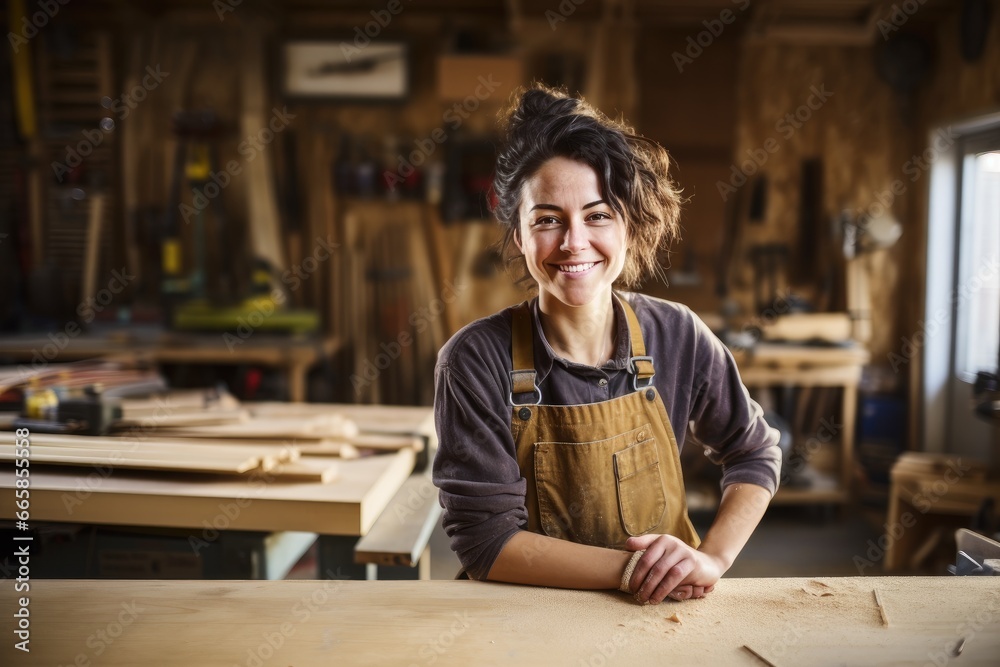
[{"xmin": 955, "ymin": 150, "xmax": 1000, "ymax": 381}]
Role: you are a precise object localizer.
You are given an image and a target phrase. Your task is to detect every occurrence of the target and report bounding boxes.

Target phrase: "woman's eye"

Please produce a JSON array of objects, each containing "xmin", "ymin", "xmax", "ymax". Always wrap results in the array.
[
  {"xmin": 534, "ymin": 216, "xmax": 560, "ymax": 226},
  {"xmin": 588, "ymin": 212, "xmax": 612, "ymax": 222}
]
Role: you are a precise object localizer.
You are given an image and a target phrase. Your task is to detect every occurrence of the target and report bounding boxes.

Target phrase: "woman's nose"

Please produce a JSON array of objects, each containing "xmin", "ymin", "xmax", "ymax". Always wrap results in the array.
[{"xmin": 560, "ymin": 220, "xmax": 590, "ymax": 253}]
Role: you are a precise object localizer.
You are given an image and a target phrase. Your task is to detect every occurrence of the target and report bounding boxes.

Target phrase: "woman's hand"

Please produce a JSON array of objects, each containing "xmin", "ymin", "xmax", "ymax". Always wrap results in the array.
[{"xmin": 623, "ymin": 534, "xmax": 726, "ymax": 604}]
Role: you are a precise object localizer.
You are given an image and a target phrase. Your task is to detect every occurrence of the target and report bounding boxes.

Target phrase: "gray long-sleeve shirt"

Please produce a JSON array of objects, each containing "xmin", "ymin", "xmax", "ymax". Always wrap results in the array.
[{"xmin": 432, "ymin": 291, "xmax": 781, "ymax": 580}]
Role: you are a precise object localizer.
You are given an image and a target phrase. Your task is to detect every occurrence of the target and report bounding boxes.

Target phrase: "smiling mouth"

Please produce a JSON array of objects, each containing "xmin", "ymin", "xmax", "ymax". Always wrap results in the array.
[{"xmin": 557, "ymin": 261, "xmax": 600, "ymax": 273}]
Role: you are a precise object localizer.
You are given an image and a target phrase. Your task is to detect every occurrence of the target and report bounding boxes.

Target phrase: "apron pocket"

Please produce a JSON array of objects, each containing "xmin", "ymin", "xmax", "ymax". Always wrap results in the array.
[
  {"xmin": 533, "ymin": 425, "xmax": 657, "ymax": 547},
  {"xmin": 614, "ymin": 438, "xmax": 667, "ymax": 536}
]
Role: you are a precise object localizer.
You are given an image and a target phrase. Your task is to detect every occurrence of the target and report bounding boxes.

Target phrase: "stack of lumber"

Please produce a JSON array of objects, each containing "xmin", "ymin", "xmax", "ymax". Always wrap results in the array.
[
  {"xmin": 1, "ymin": 433, "xmax": 338, "ymax": 483},
  {"xmin": 113, "ymin": 391, "xmax": 425, "ymax": 460},
  {"xmin": 2, "ymin": 388, "xmax": 427, "ymax": 483}
]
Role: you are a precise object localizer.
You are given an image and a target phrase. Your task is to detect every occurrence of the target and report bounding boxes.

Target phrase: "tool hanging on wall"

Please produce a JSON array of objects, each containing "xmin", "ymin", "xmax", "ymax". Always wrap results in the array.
[
  {"xmin": 162, "ymin": 110, "xmax": 236, "ymax": 308},
  {"xmin": 161, "ymin": 111, "xmax": 317, "ymax": 333}
]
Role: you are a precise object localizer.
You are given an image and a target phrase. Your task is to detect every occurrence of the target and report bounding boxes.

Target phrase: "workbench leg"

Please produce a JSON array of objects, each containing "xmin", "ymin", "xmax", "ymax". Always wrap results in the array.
[
  {"xmin": 841, "ymin": 383, "xmax": 858, "ymax": 499},
  {"xmin": 289, "ymin": 363, "xmax": 306, "ymax": 402},
  {"xmin": 317, "ymin": 535, "xmax": 370, "ymax": 580},
  {"xmin": 369, "ymin": 547, "xmax": 432, "ymax": 581}
]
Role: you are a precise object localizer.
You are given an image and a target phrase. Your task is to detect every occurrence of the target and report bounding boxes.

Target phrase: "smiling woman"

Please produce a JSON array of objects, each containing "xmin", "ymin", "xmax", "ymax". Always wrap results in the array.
[{"xmin": 432, "ymin": 85, "xmax": 781, "ymax": 605}]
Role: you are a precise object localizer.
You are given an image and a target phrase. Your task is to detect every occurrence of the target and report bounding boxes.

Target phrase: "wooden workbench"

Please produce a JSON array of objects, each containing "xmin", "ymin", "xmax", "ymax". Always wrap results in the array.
[
  {"xmin": 732, "ymin": 342, "xmax": 870, "ymax": 506},
  {"xmin": 0, "ymin": 333, "xmax": 341, "ymax": 402},
  {"xmin": 2, "ymin": 577, "xmax": 997, "ymax": 665},
  {"xmin": 0, "ymin": 448, "xmax": 415, "ymax": 537}
]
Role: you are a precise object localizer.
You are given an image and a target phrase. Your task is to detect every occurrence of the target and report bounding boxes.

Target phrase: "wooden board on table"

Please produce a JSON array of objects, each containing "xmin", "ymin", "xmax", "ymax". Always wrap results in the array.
[
  {"xmin": 267, "ymin": 458, "xmax": 340, "ymax": 483},
  {"xmin": 8, "ymin": 577, "xmax": 999, "ymax": 666},
  {"xmin": 149, "ymin": 415, "xmax": 359, "ymax": 440},
  {"xmin": 114, "ymin": 409, "xmax": 249, "ymax": 428},
  {"xmin": 354, "ymin": 472, "xmax": 441, "ymax": 567},
  {"xmin": 245, "ymin": 402, "xmax": 434, "ymax": 438},
  {"xmin": 117, "ymin": 388, "xmax": 241, "ymax": 418},
  {"xmin": 18, "ymin": 432, "xmax": 299, "ymax": 457},
  {"xmin": 0, "ymin": 447, "xmax": 417, "ymax": 535},
  {"xmin": 0, "ymin": 447, "xmax": 260, "ymax": 475}
]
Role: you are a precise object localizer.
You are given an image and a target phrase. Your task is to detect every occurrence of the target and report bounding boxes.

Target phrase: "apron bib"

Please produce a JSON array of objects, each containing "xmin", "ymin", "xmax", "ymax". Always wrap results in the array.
[{"xmin": 509, "ymin": 296, "xmax": 699, "ymax": 550}]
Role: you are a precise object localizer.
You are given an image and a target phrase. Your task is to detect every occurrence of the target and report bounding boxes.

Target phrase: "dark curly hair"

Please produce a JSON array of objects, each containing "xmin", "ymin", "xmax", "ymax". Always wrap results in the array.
[{"xmin": 493, "ymin": 84, "xmax": 683, "ymax": 288}]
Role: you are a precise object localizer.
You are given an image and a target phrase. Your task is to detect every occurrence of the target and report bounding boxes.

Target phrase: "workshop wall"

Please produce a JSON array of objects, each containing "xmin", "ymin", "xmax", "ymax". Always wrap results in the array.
[{"xmin": 729, "ymin": 6, "xmax": 1000, "ymax": 394}]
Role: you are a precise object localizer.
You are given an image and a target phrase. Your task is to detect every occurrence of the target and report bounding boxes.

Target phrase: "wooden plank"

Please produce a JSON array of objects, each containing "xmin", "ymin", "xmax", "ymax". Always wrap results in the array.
[
  {"xmin": 80, "ymin": 189, "xmax": 106, "ymax": 309},
  {"xmin": 147, "ymin": 415, "xmax": 359, "ymax": 440},
  {"xmin": 354, "ymin": 472, "xmax": 442, "ymax": 567},
  {"xmin": 12, "ymin": 433, "xmax": 300, "ymax": 465},
  {"xmin": 240, "ymin": 19, "xmax": 286, "ymax": 272},
  {"xmin": 267, "ymin": 458, "xmax": 339, "ymax": 483},
  {"xmin": 5, "ymin": 577, "xmax": 999, "ymax": 666},
  {"xmin": 0, "ymin": 447, "xmax": 417, "ymax": 535},
  {"xmin": 117, "ymin": 388, "xmax": 241, "ymax": 418},
  {"xmin": 0, "ymin": 449, "xmax": 259, "ymax": 475},
  {"xmin": 114, "ymin": 409, "xmax": 249, "ymax": 428},
  {"xmin": 297, "ymin": 442, "xmax": 360, "ymax": 459}
]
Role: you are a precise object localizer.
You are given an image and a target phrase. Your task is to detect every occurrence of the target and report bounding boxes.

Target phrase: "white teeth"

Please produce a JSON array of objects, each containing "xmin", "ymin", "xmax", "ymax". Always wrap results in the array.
[{"xmin": 561, "ymin": 262, "xmax": 597, "ymax": 273}]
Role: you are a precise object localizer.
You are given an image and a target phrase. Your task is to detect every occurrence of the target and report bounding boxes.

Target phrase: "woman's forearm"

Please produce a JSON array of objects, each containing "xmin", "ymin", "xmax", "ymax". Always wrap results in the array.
[
  {"xmin": 487, "ymin": 530, "xmax": 632, "ymax": 589},
  {"xmin": 697, "ymin": 482, "xmax": 772, "ymax": 570}
]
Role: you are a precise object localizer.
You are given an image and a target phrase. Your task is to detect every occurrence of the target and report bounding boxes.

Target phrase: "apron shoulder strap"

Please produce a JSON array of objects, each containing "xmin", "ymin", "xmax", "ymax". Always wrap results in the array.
[
  {"xmin": 616, "ymin": 293, "xmax": 656, "ymax": 389},
  {"xmin": 510, "ymin": 301, "xmax": 540, "ymax": 405}
]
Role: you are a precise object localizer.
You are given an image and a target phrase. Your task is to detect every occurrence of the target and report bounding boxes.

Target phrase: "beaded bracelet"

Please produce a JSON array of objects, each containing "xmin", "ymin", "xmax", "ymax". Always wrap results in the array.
[{"xmin": 619, "ymin": 550, "xmax": 645, "ymax": 593}]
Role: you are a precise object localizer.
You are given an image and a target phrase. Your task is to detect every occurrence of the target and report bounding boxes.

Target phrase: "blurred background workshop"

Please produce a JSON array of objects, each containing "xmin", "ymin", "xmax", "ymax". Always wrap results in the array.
[{"xmin": 0, "ymin": 0, "xmax": 999, "ymax": 592}]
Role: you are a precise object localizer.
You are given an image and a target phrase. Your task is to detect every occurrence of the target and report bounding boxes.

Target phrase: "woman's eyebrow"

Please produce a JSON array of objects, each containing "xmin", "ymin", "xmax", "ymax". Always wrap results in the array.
[{"xmin": 529, "ymin": 199, "xmax": 606, "ymax": 212}]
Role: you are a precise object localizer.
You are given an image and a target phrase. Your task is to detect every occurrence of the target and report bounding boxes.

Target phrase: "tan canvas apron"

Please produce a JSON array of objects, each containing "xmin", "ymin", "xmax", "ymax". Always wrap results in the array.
[{"xmin": 509, "ymin": 297, "xmax": 700, "ymax": 550}]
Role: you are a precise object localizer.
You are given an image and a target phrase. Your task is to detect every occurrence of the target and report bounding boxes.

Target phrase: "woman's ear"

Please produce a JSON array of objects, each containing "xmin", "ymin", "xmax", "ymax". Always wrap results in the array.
[{"xmin": 513, "ymin": 223, "xmax": 523, "ymax": 253}]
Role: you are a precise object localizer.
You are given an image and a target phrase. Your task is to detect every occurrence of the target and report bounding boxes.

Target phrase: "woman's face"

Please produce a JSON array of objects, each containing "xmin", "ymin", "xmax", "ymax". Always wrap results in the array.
[{"xmin": 515, "ymin": 156, "xmax": 627, "ymax": 309}]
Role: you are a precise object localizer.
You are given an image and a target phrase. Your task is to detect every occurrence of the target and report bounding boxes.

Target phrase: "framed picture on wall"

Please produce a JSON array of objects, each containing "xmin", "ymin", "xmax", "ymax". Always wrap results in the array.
[{"xmin": 281, "ymin": 40, "xmax": 408, "ymax": 101}]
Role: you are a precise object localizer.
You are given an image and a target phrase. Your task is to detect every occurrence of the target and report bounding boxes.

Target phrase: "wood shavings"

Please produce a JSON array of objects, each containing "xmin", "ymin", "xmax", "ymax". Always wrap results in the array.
[
  {"xmin": 952, "ymin": 637, "xmax": 966, "ymax": 657},
  {"xmin": 873, "ymin": 588, "xmax": 890, "ymax": 627},
  {"xmin": 741, "ymin": 644, "xmax": 778, "ymax": 666},
  {"xmin": 666, "ymin": 612, "xmax": 681, "ymax": 624},
  {"xmin": 802, "ymin": 580, "xmax": 834, "ymax": 597}
]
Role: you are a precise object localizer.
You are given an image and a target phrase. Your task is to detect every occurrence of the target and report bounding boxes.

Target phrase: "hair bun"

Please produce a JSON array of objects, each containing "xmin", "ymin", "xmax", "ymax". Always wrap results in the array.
[{"xmin": 503, "ymin": 86, "xmax": 578, "ymax": 138}]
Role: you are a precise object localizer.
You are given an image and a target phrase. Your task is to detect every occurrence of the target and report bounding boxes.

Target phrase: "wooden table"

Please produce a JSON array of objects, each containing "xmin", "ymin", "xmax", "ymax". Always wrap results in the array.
[
  {"xmin": 884, "ymin": 453, "xmax": 1000, "ymax": 572},
  {"xmin": 0, "ymin": 448, "xmax": 416, "ymax": 536},
  {"xmin": 2, "ymin": 577, "xmax": 997, "ymax": 665},
  {"xmin": 0, "ymin": 333, "xmax": 341, "ymax": 402},
  {"xmin": 1, "ymin": 401, "xmax": 438, "ymax": 580},
  {"xmin": 732, "ymin": 343, "xmax": 870, "ymax": 506}
]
